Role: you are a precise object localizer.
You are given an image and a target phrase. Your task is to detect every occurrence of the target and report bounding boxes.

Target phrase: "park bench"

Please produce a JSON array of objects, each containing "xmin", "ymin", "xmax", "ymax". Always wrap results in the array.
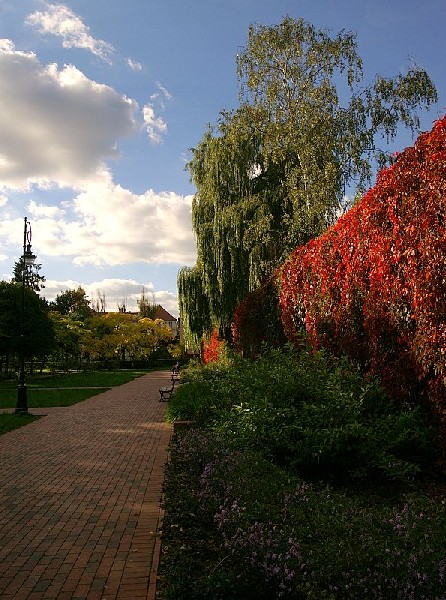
[{"xmin": 159, "ymin": 369, "xmax": 180, "ymax": 402}]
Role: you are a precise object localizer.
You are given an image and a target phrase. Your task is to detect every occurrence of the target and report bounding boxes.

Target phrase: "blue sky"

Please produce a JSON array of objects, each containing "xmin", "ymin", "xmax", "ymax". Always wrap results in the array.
[{"xmin": 0, "ymin": 0, "xmax": 445, "ymax": 316}]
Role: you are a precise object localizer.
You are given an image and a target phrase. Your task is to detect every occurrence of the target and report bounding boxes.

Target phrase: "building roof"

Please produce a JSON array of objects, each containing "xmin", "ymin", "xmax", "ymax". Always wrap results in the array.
[{"xmin": 154, "ymin": 306, "xmax": 177, "ymax": 322}]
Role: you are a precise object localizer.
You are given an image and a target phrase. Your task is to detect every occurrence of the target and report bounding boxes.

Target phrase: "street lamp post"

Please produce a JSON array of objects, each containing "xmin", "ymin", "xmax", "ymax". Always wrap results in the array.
[{"xmin": 15, "ymin": 217, "xmax": 36, "ymax": 415}]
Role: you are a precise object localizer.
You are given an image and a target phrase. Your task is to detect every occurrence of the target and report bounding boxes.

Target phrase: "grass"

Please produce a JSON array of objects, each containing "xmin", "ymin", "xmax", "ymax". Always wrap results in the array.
[
  {"xmin": 0, "ymin": 413, "xmax": 41, "ymax": 436},
  {"xmin": 0, "ymin": 369, "xmax": 149, "ymax": 389},
  {"xmin": 0, "ymin": 387, "xmax": 108, "ymax": 409},
  {"xmin": 0, "ymin": 369, "xmax": 150, "ymax": 435}
]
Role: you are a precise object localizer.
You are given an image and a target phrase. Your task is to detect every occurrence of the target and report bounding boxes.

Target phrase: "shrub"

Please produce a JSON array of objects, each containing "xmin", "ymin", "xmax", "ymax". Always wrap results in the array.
[{"xmin": 172, "ymin": 347, "xmax": 436, "ymax": 483}]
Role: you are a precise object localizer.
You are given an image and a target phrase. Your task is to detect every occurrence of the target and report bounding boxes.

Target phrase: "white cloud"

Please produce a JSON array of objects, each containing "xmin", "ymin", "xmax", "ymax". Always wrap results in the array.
[
  {"xmin": 155, "ymin": 81, "xmax": 172, "ymax": 101},
  {"xmin": 143, "ymin": 104, "xmax": 167, "ymax": 144},
  {"xmin": 127, "ymin": 57, "xmax": 142, "ymax": 72},
  {"xmin": 0, "ymin": 167, "xmax": 196, "ymax": 273},
  {"xmin": 0, "ymin": 194, "xmax": 8, "ymax": 207},
  {"xmin": 150, "ymin": 81, "xmax": 173, "ymax": 110},
  {"xmin": 0, "ymin": 169, "xmax": 195, "ymax": 268},
  {"xmin": 26, "ymin": 2, "xmax": 114, "ymax": 63},
  {"xmin": 0, "ymin": 39, "xmax": 16, "ymax": 52},
  {"xmin": 0, "ymin": 45, "xmax": 139, "ymax": 190},
  {"xmin": 28, "ymin": 200, "xmax": 64, "ymax": 219}
]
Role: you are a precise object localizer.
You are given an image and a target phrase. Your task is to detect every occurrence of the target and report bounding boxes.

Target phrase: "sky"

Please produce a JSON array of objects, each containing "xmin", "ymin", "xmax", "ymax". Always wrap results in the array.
[{"xmin": 0, "ymin": 0, "xmax": 445, "ymax": 317}]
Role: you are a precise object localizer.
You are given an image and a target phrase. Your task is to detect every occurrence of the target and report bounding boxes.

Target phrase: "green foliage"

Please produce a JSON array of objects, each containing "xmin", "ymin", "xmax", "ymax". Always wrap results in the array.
[
  {"xmin": 169, "ymin": 347, "xmax": 435, "ymax": 483},
  {"xmin": 83, "ymin": 313, "xmax": 174, "ymax": 365},
  {"xmin": 0, "ymin": 281, "xmax": 55, "ymax": 362},
  {"xmin": 49, "ymin": 287, "xmax": 93, "ymax": 321},
  {"xmin": 177, "ymin": 265, "xmax": 212, "ymax": 350},
  {"xmin": 48, "ymin": 310, "xmax": 86, "ymax": 370},
  {"xmin": 137, "ymin": 288, "xmax": 160, "ymax": 318},
  {"xmin": 181, "ymin": 16, "xmax": 437, "ymax": 342},
  {"xmin": 12, "ymin": 257, "xmax": 46, "ymax": 292}
]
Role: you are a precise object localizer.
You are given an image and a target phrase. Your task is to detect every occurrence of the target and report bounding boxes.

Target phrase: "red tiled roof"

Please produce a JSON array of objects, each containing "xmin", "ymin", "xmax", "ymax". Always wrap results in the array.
[{"xmin": 154, "ymin": 306, "xmax": 177, "ymax": 322}]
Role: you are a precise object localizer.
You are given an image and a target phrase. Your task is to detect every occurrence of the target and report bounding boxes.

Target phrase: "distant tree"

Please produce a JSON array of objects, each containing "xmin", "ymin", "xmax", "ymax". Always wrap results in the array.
[
  {"xmin": 117, "ymin": 296, "xmax": 128, "ymax": 313},
  {"xmin": 0, "ymin": 281, "xmax": 55, "ymax": 371},
  {"xmin": 48, "ymin": 311, "xmax": 86, "ymax": 370},
  {"xmin": 50, "ymin": 287, "xmax": 94, "ymax": 321},
  {"xmin": 92, "ymin": 291, "xmax": 107, "ymax": 313},
  {"xmin": 83, "ymin": 313, "xmax": 173, "ymax": 363},
  {"xmin": 137, "ymin": 287, "xmax": 160, "ymax": 319}
]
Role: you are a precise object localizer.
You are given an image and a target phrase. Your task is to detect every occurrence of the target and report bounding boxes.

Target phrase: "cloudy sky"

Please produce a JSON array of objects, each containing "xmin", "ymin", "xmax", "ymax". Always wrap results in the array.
[{"xmin": 0, "ymin": 1, "xmax": 445, "ymax": 316}]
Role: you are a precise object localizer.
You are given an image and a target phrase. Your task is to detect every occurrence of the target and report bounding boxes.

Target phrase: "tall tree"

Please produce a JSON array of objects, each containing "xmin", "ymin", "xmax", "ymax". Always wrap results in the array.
[
  {"xmin": 0, "ymin": 281, "xmax": 55, "ymax": 370},
  {"xmin": 137, "ymin": 287, "xmax": 160, "ymax": 319},
  {"xmin": 184, "ymin": 16, "xmax": 438, "ymax": 341},
  {"xmin": 12, "ymin": 257, "xmax": 46, "ymax": 292},
  {"xmin": 177, "ymin": 265, "xmax": 212, "ymax": 349}
]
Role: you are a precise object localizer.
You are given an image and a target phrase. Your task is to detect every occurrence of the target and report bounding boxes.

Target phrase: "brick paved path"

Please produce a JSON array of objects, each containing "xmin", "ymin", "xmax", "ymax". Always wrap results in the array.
[{"xmin": 0, "ymin": 371, "xmax": 172, "ymax": 600}]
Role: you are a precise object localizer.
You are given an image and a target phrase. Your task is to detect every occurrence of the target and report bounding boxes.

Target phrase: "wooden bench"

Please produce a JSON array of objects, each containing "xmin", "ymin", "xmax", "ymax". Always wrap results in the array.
[{"xmin": 159, "ymin": 376, "xmax": 178, "ymax": 402}]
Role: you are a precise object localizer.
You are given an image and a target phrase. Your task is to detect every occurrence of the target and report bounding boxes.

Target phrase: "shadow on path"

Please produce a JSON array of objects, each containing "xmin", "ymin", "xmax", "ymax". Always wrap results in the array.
[{"xmin": 0, "ymin": 371, "xmax": 173, "ymax": 600}]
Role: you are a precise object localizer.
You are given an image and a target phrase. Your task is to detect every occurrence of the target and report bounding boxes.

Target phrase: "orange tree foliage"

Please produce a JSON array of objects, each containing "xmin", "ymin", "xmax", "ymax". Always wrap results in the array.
[
  {"xmin": 275, "ymin": 114, "xmax": 446, "ymax": 417},
  {"xmin": 202, "ymin": 328, "xmax": 225, "ymax": 364}
]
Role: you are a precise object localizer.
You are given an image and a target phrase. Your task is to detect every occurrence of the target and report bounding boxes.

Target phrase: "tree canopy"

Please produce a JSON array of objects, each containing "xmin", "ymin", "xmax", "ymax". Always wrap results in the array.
[
  {"xmin": 12, "ymin": 254, "xmax": 46, "ymax": 292},
  {"xmin": 0, "ymin": 281, "xmax": 55, "ymax": 362},
  {"xmin": 50, "ymin": 287, "xmax": 94, "ymax": 321},
  {"xmin": 181, "ymin": 16, "xmax": 438, "ymax": 342}
]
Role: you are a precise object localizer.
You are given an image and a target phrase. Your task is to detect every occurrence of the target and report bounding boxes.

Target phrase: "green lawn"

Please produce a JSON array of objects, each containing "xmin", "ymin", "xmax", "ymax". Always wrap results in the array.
[
  {"xmin": 0, "ymin": 387, "xmax": 108, "ymax": 409},
  {"xmin": 0, "ymin": 413, "xmax": 41, "ymax": 435},
  {"xmin": 0, "ymin": 369, "xmax": 151, "ymax": 435},
  {"xmin": 0, "ymin": 369, "xmax": 149, "ymax": 390}
]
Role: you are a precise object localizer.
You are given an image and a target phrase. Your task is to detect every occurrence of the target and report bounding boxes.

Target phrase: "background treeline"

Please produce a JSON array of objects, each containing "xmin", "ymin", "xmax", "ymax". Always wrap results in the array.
[{"xmin": 0, "ymin": 284, "xmax": 175, "ymax": 375}]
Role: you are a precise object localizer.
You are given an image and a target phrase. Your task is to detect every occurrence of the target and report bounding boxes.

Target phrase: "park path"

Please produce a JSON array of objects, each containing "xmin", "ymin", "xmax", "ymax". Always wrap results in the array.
[{"xmin": 0, "ymin": 371, "xmax": 172, "ymax": 600}]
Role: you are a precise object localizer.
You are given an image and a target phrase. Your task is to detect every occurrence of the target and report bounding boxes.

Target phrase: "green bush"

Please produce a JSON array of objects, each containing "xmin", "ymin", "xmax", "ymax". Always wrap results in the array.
[{"xmin": 169, "ymin": 347, "xmax": 435, "ymax": 483}]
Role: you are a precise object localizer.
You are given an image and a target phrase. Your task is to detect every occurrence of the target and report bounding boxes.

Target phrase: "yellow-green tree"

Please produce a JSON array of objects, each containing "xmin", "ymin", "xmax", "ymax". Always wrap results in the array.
[{"xmin": 84, "ymin": 313, "xmax": 173, "ymax": 363}]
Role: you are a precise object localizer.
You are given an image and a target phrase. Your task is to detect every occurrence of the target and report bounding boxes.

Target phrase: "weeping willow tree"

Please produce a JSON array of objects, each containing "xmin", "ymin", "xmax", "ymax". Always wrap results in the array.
[
  {"xmin": 180, "ymin": 16, "xmax": 438, "ymax": 343},
  {"xmin": 177, "ymin": 265, "xmax": 212, "ymax": 351}
]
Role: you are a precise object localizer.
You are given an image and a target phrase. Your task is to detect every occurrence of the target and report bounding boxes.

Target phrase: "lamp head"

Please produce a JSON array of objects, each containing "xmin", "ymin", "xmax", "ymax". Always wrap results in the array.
[{"xmin": 23, "ymin": 243, "xmax": 36, "ymax": 266}]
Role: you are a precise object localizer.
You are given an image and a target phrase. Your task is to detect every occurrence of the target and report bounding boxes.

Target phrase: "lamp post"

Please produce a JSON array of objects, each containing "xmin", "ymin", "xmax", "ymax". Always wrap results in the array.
[{"xmin": 16, "ymin": 217, "xmax": 36, "ymax": 415}]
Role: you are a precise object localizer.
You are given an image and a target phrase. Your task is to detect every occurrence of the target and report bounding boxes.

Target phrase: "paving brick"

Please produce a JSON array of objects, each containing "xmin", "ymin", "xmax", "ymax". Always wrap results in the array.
[{"xmin": 0, "ymin": 372, "xmax": 172, "ymax": 599}]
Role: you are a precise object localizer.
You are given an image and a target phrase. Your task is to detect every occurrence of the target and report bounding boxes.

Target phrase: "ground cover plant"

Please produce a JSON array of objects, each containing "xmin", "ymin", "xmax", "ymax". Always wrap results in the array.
[{"xmin": 158, "ymin": 348, "xmax": 446, "ymax": 599}]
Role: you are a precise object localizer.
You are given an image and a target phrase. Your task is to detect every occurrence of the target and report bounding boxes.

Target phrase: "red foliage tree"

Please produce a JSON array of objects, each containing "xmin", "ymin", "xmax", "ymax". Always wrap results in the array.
[{"xmin": 276, "ymin": 115, "xmax": 446, "ymax": 422}]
